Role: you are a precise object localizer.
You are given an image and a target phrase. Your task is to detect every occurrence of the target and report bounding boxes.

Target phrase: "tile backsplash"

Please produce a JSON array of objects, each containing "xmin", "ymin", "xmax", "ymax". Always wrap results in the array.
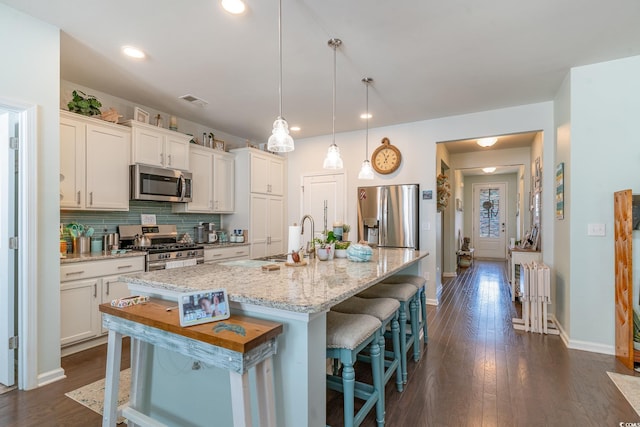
[{"xmin": 60, "ymin": 201, "xmax": 221, "ymax": 242}]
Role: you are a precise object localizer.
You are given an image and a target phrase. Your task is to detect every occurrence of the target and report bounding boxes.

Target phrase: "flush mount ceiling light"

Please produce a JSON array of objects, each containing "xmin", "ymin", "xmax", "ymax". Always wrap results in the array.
[
  {"xmin": 290, "ymin": 126, "xmax": 301, "ymax": 132},
  {"xmin": 482, "ymin": 167, "xmax": 497, "ymax": 173},
  {"xmin": 360, "ymin": 113, "xmax": 372, "ymax": 119},
  {"xmin": 267, "ymin": 0, "xmax": 294, "ymax": 153},
  {"xmin": 358, "ymin": 77, "xmax": 374, "ymax": 180},
  {"xmin": 221, "ymin": 0, "xmax": 246, "ymax": 14},
  {"xmin": 121, "ymin": 45, "xmax": 146, "ymax": 59},
  {"xmin": 323, "ymin": 38, "xmax": 344, "ymax": 170},
  {"xmin": 477, "ymin": 137, "xmax": 498, "ymax": 147}
]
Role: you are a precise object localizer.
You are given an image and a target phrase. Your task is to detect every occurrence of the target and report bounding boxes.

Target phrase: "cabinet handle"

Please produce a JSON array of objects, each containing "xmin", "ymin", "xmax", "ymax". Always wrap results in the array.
[
  {"xmin": 93, "ymin": 283, "xmax": 97, "ymax": 298},
  {"xmin": 160, "ymin": 153, "xmax": 164, "ymax": 165},
  {"xmin": 213, "ymin": 253, "xmax": 223, "ymax": 257},
  {"xmin": 65, "ymin": 270, "xmax": 85, "ymax": 276},
  {"xmin": 105, "ymin": 281, "xmax": 110, "ymax": 295},
  {"xmin": 117, "ymin": 264, "xmax": 133, "ymax": 269},
  {"xmin": 168, "ymin": 154, "xmax": 172, "ymax": 166},
  {"xmin": 89, "ymin": 192, "xmax": 94, "ymax": 206},
  {"xmin": 77, "ymin": 191, "xmax": 81, "ymax": 205},
  {"xmin": 210, "ymin": 200, "xmax": 213, "ymax": 209},
  {"xmin": 236, "ymin": 251, "xmax": 245, "ymax": 255}
]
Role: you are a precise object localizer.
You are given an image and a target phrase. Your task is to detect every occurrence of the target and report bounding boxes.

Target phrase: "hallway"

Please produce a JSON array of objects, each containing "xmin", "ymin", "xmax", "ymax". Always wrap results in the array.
[{"xmin": 328, "ymin": 260, "xmax": 640, "ymax": 426}]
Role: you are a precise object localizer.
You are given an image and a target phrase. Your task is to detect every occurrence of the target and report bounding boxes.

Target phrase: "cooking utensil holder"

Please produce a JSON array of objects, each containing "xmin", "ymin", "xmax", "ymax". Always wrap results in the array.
[{"xmin": 73, "ymin": 237, "xmax": 91, "ymax": 254}]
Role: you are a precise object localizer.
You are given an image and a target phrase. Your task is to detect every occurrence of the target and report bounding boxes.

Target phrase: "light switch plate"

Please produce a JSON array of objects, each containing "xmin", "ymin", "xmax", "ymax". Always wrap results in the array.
[{"xmin": 587, "ymin": 223, "xmax": 606, "ymax": 236}]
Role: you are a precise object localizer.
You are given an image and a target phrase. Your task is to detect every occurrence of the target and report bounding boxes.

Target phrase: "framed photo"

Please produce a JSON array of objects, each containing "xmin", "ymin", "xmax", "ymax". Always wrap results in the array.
[
  {"xmin": 134, "ymin": 107, "xmax": 149, "ymax": 124},
  {"xmin": 556, "ymin": 162, "xmax": 564, "ymax": 220},
  {"xmin": 214, "ymin": 139, "xmax": 225, "ymax": 151},
  {"xmin": 456, "ymin": 198, "xmax": 463, "ymax": 212},
  {"xmin": 534, "ymin": 156, "xmax": 542, "ymax": 190},
  {"xmin": 177, "ymin": 289, "xmax": 230, "ymax": 327}
]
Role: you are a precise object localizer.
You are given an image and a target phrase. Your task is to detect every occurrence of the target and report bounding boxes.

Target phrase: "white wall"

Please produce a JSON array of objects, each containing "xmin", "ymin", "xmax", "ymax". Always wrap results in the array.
[
  {"xmin": 562, "ymin": 55, "xmax": 640, "ymax": 353},
  {"xmin": 0, "ymin": 3, "xmax": 62, "ymax": 388},
  {"xmin": 287, "ymin": 102, "xmax": 555, "ymax": 304}
]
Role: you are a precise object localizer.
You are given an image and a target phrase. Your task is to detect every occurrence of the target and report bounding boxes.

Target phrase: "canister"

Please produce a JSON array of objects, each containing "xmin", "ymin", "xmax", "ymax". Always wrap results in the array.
[
  {"xmin": 73, "ymin": 236, "xmax": 91, "ymax": 254},
  {"xmin": 91, "ymin": 238, "xmax": 103, "ymax": 253}
]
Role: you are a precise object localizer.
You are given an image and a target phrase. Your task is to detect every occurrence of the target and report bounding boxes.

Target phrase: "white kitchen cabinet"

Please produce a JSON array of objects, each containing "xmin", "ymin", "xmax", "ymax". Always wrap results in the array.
[
  {"xmin": 60, "ymin": 256, "xmax": 144, "ymax": 351},
  {"xmin": 173, "ymin": 146, "xmax": 235, "ymax": 214},
  {"xmin": 60, "ymin": 111, "xmax": 130, "ymax": 211},
  {"xmin": 250, "ymin": 150, "xmax": 285, "ymax": 196},
  {"xmin": 126, "ymin": 120, "xmax": 190, "ymax": 171},
  {"xmin": 228, "ymin": 148, "xmax": 287, "ymax": 259},
  {"xmin": 204, "ymin": 245, "xmax": 250, "ymax": 264}
]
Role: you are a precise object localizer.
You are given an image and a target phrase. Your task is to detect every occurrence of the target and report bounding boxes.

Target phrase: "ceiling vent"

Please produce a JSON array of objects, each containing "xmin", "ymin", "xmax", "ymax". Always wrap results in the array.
[{"xmin": 179, "ymin": 94, "xmax": 209, "ymax": 107}]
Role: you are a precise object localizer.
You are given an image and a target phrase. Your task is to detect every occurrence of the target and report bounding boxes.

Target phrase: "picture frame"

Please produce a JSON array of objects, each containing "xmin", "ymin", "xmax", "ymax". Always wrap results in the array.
[
  {"xmin": 213, "ymin": 139, "xmax": 226, "ymax": 151},
  {"xmin": 134, "ymin": 107, "xmax": 149, "ymax": 124},
  {"xmin": 456, "ymin": 198, "xmax": 463, "ymax": 212},
  {"xmin": 534, "ymin": 156, "xmax": 542, "ymax": 190},
  {"xmin": 556, "ymin": 162, "xmax": 564, "ymax": 220},
  {"xmin": 177, "ymin": 289, "xmax": 230, "ymax": 327}
]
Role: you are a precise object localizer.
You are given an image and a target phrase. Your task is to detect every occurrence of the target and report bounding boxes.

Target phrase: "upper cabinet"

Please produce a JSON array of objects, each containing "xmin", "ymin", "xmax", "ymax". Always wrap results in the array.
[
  {"xmin": 173, "ymin": 145, "xmax": 235, "ymax": 214},
  {"xmin": 250, "ymin": 150, "xmax": 285, "ymax": 196},
  {"xmin": 125, "ymin": 120, "xmax": 190, "ymax": 171},
  {"xmin": 60, "ymin": 111, "xmax": 130, "ymax": 211}
]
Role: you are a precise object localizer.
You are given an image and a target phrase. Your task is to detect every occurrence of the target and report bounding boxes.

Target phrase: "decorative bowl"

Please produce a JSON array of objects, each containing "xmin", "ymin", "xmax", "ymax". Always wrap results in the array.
[{"xmin": 346, "ymin": 244, "xmax": 373, "ymax": 262}]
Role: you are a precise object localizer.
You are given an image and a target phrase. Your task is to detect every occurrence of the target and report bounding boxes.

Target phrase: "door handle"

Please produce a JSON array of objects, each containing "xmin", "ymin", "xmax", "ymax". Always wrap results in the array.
[
  {"xmin": 105, "ymin": 281, "xmax": 110, "ymax": 295},
  {"xmin": 93, "ymin": 283, "xmax": 97, "ymax": 298}
]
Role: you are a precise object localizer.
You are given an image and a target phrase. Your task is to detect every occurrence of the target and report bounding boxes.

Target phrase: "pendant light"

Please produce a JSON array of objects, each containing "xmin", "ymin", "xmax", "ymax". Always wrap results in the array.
[
  {"xmin": 267, "ymin": 0, "xmax": 294, "ymax": 153},
  {"xmin": 358, "ymin": 77, "xmax": 374, "ymax": 180},
  {"xmin": 323, "ymin": 38, "xmax": 343, "ymax": 169}
]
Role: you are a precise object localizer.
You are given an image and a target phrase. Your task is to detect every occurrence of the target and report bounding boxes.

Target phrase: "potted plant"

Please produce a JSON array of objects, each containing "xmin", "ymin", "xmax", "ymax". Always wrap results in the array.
[
  {"xmin": 314, "ymin": 231, "xmax": 337, "ymax": 261},
  {"xmin": 342, "ymin": 224, "xmax": 351, "ymax": 241},
  {"xmin": 334, "ymin": 240, "xmax": 351, "ymax": 258},
  {"xmin": 67, "ymin": 90, "xmax": 102, "ymax": 116}
]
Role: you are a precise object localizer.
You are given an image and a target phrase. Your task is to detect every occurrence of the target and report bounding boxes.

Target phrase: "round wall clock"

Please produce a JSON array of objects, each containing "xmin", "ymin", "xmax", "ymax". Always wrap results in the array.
[{"xmin": 371, "ymin": 137, "xmax": 402, "ymax": 174}]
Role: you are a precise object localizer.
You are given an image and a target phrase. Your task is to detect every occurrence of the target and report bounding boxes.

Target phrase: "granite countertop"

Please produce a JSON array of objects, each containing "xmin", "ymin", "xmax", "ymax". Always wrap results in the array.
[
  {"xmin": 61, "ymin": 250, "xmax": 147, "ymax": 264},
  {"xmin": 120, "ymin": 248, "xmax": 429, "ymax": 314}
]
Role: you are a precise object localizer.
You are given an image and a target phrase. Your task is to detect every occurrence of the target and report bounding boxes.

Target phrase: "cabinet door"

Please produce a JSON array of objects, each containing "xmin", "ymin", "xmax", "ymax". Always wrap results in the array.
[
  {"xmin": 250, "ymin": 153, "xmax": 269, "ymax": 194},
  {"xmin": 132, "ymin": 127, "xmax": 164, "ymax": 167},
  {"xmin": 267, "ymin": 196, "xmax": 285, "ymax": 256},
  {"xmin": 213, "ymin": 153, "xmax": 235, "ymax": 213},
  {"xmin": 85, "ymin": 124, "xmax": 130, "ymax": 210},
  {"xmin": 165, "ymin": 134, "xmax": 190, "ymax": 171},
  {"xmin": 60, "ymin": 117, "xmax": 85, "ymax": 209},
  {"xmin": 101, "ymin": 275, "xmax": 131, "ymax": 334},
  {"xmin": 187, "ymin": 149, "xmax": 213, "ymax": 212},
  {"xmin": 250, "ymin": 194, "xmax": 269, "ymax": 258},
  {"xmin": 268, "ymin": 158, "xmax": 285, "ymax": 196},
  {"xmin": 60, "ymin": 279, "xmax": 100, "ymax": 346}
]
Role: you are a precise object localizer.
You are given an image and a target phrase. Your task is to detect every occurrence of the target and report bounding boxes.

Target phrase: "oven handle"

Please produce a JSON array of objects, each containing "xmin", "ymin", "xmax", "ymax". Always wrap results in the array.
[
  {"xmin": 178, "ymin": 174, "xmax": 186, "ymax": 202},
  {"xmin": 147, "ymin": 261, "xmax": 167, "ymax": 271}
]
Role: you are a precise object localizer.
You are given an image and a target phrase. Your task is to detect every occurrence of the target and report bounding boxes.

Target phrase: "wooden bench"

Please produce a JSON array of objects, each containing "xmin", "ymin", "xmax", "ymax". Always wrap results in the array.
[{"xmin": 99, "ymin": 298, "xmax": 283, "ymax": 427}]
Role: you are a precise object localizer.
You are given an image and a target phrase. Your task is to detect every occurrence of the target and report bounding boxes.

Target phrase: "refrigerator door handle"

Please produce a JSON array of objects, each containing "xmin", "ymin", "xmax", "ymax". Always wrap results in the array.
[{"xmin": 380, "ymin": 187, "xmax": 387, "ymax": 246}]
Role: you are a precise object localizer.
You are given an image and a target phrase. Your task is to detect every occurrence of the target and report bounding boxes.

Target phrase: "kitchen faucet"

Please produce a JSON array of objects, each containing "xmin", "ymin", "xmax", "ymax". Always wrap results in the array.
[{"xmin": 300, "ymin": 214, "xmax": 315, "ymax": 258}]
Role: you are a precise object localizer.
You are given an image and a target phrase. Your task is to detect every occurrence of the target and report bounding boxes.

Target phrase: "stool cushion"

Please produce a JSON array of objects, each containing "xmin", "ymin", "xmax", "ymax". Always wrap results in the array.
[
  {"xmin": 382, "ymin": 274, "xmax": 426, "ymax": 289},
  {"xmin": 326, "ymin": 312, "xmax": 381, "ymax": 350},
  {"xmin": 331, "ymin": 296, "xmax": 400, "ymax": 322},
  {"xmin": 357, "ymin": 283, "xmax": 417, "ymax": 302}
]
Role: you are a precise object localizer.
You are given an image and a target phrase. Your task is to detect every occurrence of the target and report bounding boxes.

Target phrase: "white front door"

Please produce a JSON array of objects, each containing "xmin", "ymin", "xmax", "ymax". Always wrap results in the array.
[
  {"xmin": 0, "ymin": 110, "xmax": 16, "ymax": 386},
  {"xmin": 301, "ymin": 173, "xmax": 346, "ymax": 244},
  {"xmin": 472, "ymin": 182, "xmax": 507, "ymax": 259}
]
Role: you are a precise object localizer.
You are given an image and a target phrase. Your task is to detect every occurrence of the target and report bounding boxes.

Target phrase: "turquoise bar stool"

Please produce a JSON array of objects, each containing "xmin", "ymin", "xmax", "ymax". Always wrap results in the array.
[
  {"xmin": 326, "ymin": 311, "xmax": 384, "ymax": 427},
  {"xmin": 357, "ymin": 283, "xmax": 418, "ymax": 384},
  {"xmin": 332, "ymin": 296, "xmax": 403, "ymax": 394},
  {"xmin": 382, "ymin": 274, "xmax": 428, "ymax": 345}
]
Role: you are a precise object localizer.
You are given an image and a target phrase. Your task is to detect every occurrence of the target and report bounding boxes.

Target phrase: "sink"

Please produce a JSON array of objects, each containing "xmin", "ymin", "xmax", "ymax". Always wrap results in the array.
[{"xmin": 254, "ymin": 253, "xmax": 289, "ymax": 263}]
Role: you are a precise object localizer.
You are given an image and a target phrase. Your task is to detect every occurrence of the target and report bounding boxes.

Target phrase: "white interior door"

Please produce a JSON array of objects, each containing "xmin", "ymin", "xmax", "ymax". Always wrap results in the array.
[
  {"xmin": 0, "ymin": 110, "xmax": 16, "ymax": 386},
  {"xmin": 301, "ymin": 173, "xmax": 345, "ymax": 244},
  {"xmin": 472, "ymin": 182, "xmax": 507, "ymax": 259}
]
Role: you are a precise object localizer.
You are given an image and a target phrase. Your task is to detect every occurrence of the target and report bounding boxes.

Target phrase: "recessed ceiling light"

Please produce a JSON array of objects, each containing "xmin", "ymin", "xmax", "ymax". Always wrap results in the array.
[
  {"xmin": 477, "ymin": 137, "xmax": 497, "ymax": 147},
  {"xmin": 290, "ymin": 126, "xmax": 301, "ymax": 132},
  {"xmin": 221, "ymin": 0, "xmax": 246, "ymax": 14},
  {"xmin": 482, "ymin": 167, "xmax": 497, "ymax": 173},
  {"xmin": 121, "ymin": 45, "xmax": 146, "ymax": 59},
  {"xmin": 360, "ymin": 113, "xmax": 372, "ymax": 119}
]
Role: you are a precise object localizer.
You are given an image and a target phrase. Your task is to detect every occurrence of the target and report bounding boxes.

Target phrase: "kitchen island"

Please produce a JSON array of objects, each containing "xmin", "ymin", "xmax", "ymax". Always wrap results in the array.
[{"xmin": 119, "ymin": 247, "xmax": 428, "ymax": 426}]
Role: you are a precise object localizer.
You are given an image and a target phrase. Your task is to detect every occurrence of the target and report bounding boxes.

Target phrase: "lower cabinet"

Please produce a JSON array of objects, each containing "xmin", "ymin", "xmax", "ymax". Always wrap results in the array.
[
  {"xmin": 60, "ymin": 256, "xmax": 145, "ymax": 349},
  {"xmin": 204, "ymin": 245, "xmax": 250, "ymax": 264}
]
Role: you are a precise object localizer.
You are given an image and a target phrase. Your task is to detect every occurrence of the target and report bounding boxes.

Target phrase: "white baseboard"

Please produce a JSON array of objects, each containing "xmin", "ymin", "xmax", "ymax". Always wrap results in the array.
[
  {"xmin": 426, "ymin": 298, "xmax": 439, "ymax": 306},
  {"xmin": 442, "ymin": 272, "xmax": 457, "ymax": 278},
  {"xmin": 549, "ymin": 314, "xmax": 615, "ymax": 355},
  {"xmin": 37, "ymin": 367, "xmax": 66, "ymax": 387}
]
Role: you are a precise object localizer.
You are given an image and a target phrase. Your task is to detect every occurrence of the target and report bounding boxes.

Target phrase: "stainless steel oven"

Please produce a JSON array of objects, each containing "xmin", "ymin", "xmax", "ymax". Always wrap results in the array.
[{"xmin": 130, "ymin": 164, "xmax": 192, "ymax": 203}]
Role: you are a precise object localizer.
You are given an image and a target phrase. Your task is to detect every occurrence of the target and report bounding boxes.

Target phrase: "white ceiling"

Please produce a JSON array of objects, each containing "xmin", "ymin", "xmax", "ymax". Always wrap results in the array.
[{"xmin": 3, "ymin": 0, "xmax": 640, "ymax": 144}]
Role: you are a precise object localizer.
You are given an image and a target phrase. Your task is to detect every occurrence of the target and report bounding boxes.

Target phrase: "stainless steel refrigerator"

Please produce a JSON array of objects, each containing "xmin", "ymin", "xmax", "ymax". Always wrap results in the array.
[{"xmin": 357, "ymin": 184, "xmax": 419, "ymax": 250}]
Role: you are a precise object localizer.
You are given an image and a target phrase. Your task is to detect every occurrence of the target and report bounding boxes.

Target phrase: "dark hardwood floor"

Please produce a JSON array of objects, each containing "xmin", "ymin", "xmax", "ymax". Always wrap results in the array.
[
  {"xmin": 327, "ymin": 260, "xmax": 640, "ymax": 426},
  {"xmin": 1, "ymin": 261, "xmax": 638, "ymax": 426}
]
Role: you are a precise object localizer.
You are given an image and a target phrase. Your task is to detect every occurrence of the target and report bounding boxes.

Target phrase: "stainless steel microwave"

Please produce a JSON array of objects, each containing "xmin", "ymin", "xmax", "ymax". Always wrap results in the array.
[{"xmin": 130, "ymin": 164, "xmax": 192, "ymax": 203}]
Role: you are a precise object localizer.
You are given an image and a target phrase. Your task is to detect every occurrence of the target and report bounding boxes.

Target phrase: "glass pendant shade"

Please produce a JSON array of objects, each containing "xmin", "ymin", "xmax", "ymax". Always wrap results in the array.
[
  {"xmin": 268, "ymin": 117, "xmax": 294, "ymax": 152},
  {"xmin": 358, "ymin": 159, "xmax": 374, "ymax": 179},
  {"xmin": 323, "ymin": 144, "xmax": 344, "ymax": 169}
]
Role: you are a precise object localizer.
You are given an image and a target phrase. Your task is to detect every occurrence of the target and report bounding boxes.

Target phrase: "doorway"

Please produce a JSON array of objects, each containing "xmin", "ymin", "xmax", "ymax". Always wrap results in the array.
[
  {"xmin": 472, "ymin": 182, "xmax": 507, "ymax": 258},
  {"xmin": 300, "ymin": 172, "xmax": 346, "ymax": 244}
]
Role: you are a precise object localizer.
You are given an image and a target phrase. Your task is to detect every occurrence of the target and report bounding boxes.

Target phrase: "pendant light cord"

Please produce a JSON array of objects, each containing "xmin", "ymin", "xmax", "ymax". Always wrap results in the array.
[
  {"xmin": 365, "ymin": 79, "xmax": 369, "ymax": 157},
  {"xmin": 278, "ymin": 0, "xmax": 283, "ymax": 118},
  {"xmin": 332, "ymin": 42, "xmax": 336, "ymax": 145}
]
